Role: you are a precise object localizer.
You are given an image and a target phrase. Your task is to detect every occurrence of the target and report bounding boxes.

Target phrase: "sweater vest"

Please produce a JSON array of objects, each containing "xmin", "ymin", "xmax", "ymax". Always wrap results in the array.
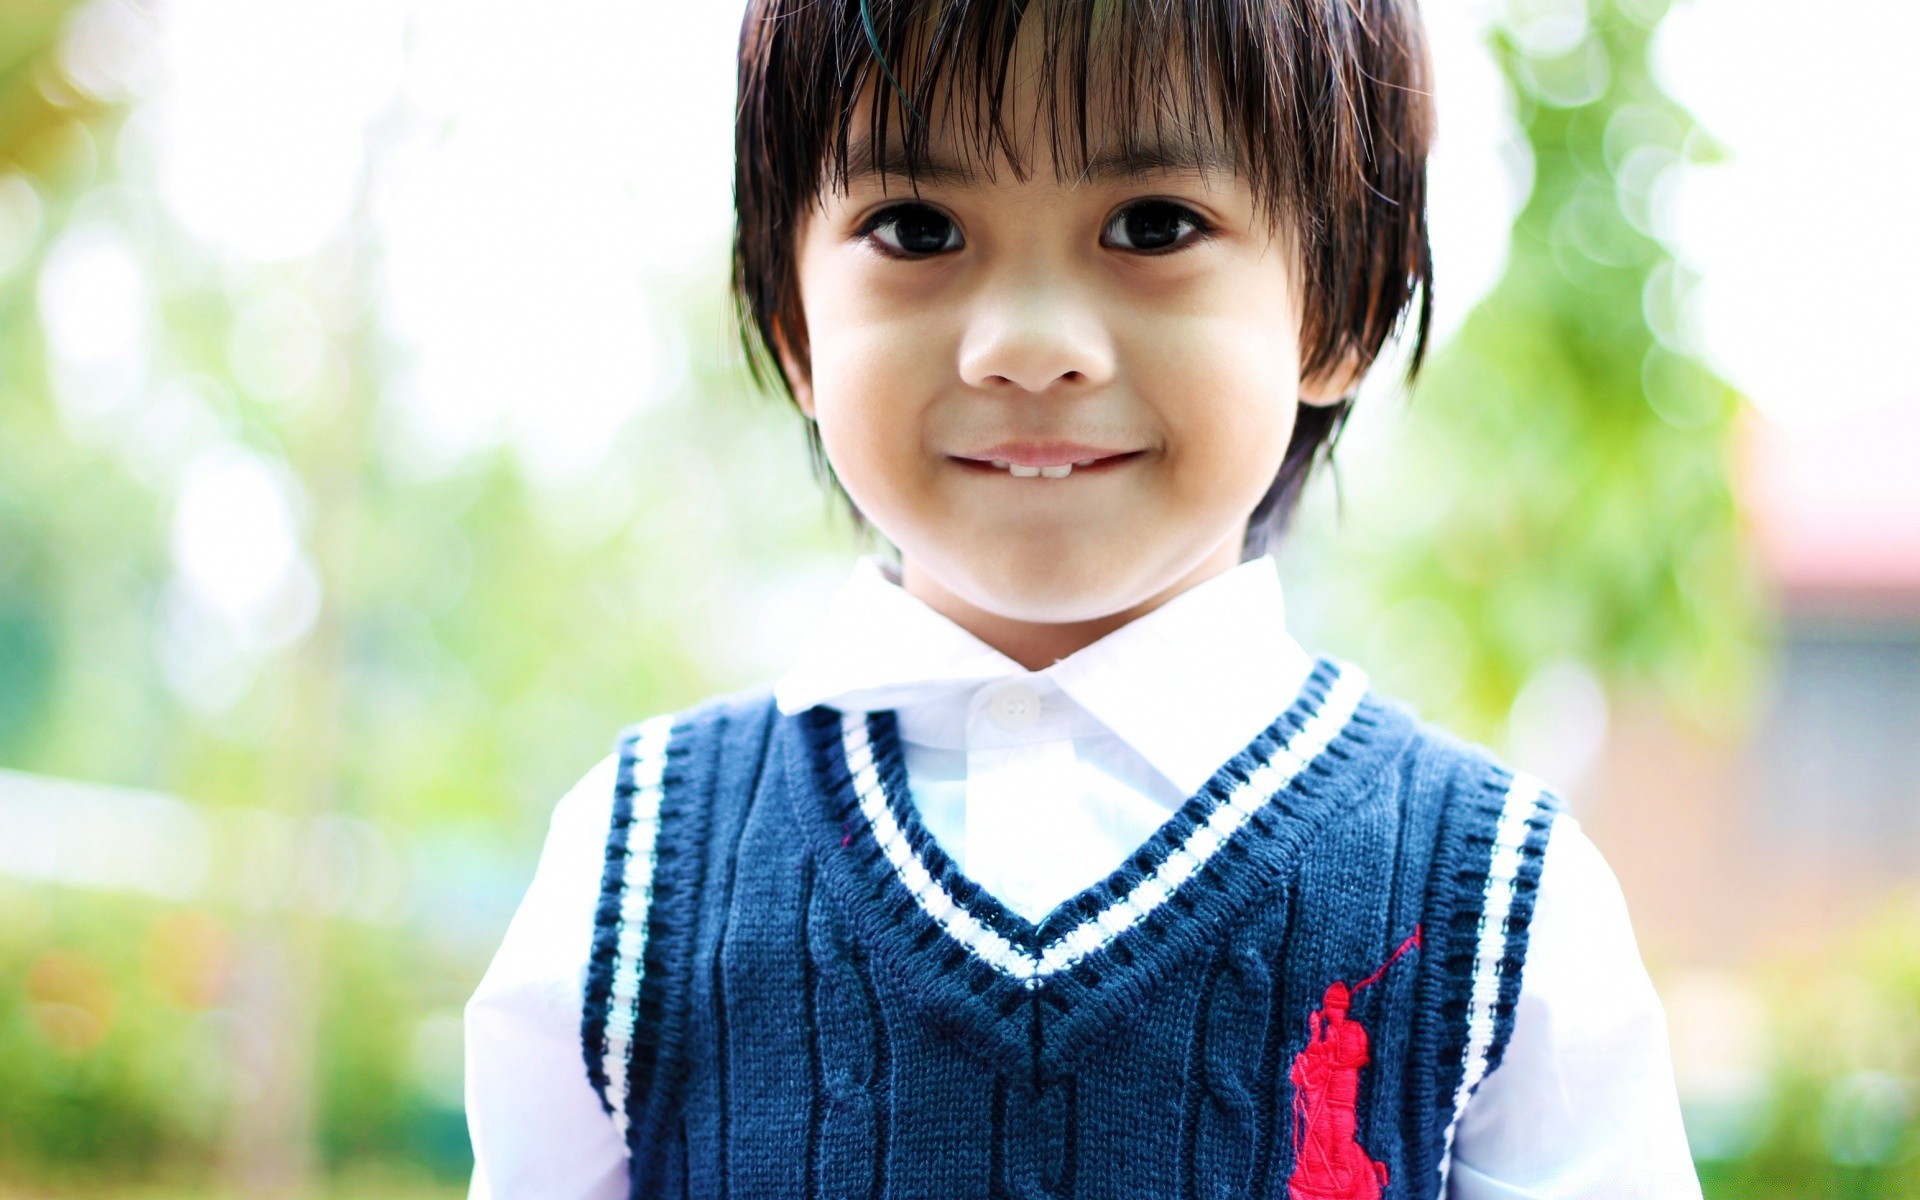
[{"xmin": 581, "ymin": 656, "xmax": 1563, "ymax": 1199}]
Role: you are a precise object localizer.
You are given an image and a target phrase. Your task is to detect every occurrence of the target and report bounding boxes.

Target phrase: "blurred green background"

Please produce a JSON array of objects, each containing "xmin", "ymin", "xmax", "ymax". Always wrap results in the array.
[{"xmin": 1, "ymin": 0, "xmax": 1915, "ymax": 1196}]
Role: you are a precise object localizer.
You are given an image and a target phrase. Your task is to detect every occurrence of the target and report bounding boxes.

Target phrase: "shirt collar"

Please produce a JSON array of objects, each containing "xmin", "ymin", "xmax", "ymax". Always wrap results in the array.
[{"xmin": 772, "ymin": 553, "xmax": 1317, "ymax": 796}]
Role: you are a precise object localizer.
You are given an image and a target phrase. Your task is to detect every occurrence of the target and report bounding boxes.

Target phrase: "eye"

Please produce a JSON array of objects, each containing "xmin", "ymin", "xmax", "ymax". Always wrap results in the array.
[
  {"xmin": 860, "ymin": 203, "xmax": 963, "ymax": 257},
  {"xmin": 1102, "ymin": 199, "xmax": 1211, "ymax": 254}
]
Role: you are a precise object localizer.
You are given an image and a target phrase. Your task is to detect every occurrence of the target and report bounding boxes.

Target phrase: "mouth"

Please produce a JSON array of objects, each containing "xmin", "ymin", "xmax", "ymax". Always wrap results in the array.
[{"xmin": 948, "ymin": 450, "xmax": 1149, "ymax": 480}]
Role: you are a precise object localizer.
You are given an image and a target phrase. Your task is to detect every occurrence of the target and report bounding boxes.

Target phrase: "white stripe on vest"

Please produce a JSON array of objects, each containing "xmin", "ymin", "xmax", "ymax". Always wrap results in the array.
[
  {"xmin": 597, "ymin": 712, "xmax": 675, "ymax": 1141},
  {"xmin": 1434, "ymin": 769, "xmax": 1551, "ymax": 1195},
  {"xmin": 839, "ymin": 659, "xmax": 1370, "ymax": 989}
]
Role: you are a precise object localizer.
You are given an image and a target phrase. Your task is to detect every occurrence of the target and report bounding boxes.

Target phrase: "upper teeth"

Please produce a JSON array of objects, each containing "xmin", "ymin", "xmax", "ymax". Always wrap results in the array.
[{"xmin": 989, "ymin": 458, "xmax": 1100, "ymax": 478}]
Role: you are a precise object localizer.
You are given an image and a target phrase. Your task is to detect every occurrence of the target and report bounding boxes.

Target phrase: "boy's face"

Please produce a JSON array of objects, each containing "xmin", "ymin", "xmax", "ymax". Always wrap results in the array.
[{"xmin": 781, "ymin": 62, "xmax": 1348, "ymax": 647}]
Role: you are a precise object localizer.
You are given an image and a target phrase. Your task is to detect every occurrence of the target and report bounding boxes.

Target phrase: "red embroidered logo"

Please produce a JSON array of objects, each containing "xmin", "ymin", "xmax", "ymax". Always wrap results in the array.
[{"xmin": 1287, "ymin": 924, "xmax": 1423, "ymax": 1200}]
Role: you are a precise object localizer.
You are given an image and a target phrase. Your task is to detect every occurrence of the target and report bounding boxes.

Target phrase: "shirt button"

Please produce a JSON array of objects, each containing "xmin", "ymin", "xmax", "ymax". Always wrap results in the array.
[{"xmin": 985, "ymin": 683, "xmax": 1042, "ymax": 732}]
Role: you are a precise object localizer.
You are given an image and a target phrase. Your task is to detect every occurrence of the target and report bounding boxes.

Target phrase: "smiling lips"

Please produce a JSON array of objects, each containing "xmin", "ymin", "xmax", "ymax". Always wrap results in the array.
[{"xmin": 954, "ymin": 442, "xmax": 1146, "ymax": 479}]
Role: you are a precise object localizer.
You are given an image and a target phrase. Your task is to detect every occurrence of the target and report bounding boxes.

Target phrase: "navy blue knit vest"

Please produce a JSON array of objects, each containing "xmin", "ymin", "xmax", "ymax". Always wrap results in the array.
[{"xmin": 581, "ymin": 656, "xmax": 1562, "ymax": 1199}]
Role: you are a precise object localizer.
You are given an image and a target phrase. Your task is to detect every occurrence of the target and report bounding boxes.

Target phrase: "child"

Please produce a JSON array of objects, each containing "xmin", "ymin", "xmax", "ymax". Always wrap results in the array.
[{"xmin": 465, "ymin": 0, "xmax": 1701, "ymax": 1195}]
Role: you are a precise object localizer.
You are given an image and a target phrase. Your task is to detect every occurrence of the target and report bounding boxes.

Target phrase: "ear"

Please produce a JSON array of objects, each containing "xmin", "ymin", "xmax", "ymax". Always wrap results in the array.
[
  {"xmin": 1300, "ymin": 351, "xmax": 1365, "ymax": 407},
  {"xmin": 771, "ymin": 316, "xmax": 815, "ymax": 419}
]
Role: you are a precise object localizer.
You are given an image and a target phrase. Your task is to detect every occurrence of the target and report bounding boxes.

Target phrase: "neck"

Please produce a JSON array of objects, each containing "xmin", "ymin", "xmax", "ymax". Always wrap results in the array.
[{"xmin": 894, "ymin": 540, "xmax": 1246, "ymax": 671}]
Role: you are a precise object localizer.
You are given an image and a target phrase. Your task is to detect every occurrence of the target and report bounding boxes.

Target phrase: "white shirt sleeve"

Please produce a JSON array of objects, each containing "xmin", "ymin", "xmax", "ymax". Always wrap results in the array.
[
  {"xmin": 464, "ymin": 752, "xmax": 633, "ymax": 1200},
  {"xmin": 1447, "ymin": 813, "xmax": 1702, "ymax": 1199}
]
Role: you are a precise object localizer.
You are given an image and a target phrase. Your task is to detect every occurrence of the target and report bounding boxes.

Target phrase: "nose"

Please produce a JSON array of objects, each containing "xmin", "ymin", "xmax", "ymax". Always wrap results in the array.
[{"xmin": 956, "ymin": 273, "xmax": 1116, "ymax": 394}]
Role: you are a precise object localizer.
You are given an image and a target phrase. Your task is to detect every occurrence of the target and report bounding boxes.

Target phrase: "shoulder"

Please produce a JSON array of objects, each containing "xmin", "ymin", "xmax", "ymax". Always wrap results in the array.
[
  {"xmin": 585, "ymin": 682, "xmax": 789, "ymax": 860},
  {"xmin": 1522, "ymin": 810, "xmax": 1651, "ymax": 981},
  {"xmin": 1350, "ymin": 678, "xmax": 1572, "ymax": 829},
  {"xmin": 549, "ymin": 750, "xmax": 623, "ymax": 844},
  {"xmin": 545, "ymin": 683, "xmax": 780, "ymax": 871},
  {"xmin": 611, "ymin": 681, "xmax": 782, "ymax": 758},
  {"xmin": 594, "ymin": 681, "xmax": 783, "ymax": 789}
]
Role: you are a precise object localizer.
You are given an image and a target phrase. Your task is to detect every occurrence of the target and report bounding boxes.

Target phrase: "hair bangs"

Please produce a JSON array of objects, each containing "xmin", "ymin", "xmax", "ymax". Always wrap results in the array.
[{"xmin": 817, "ymin": 2, "xmax": 1284, "ymax": 215}]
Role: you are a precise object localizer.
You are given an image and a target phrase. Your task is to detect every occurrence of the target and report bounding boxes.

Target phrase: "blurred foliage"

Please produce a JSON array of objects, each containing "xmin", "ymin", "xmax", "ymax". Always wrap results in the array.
[
  {"xmin": 0, "ymin": 0, "xmax": 850, "ymax": 1192},
  {"xmin": 1694, "ymin": 889, "xmax": 1920, "ymax": 1196},
  {"xmin": 0, "ymin": 0, "xmax": 109, "ymax": 765},
  {"xmin": 0, "ymin": 885, "xmax": 213, "ymax": 1177},
  {"xmin": 0, "ymin": 0, "xmax": 108, "ymax": 185},
  {"xmin": 1297, "ymin": 0, "xmax": 1766, "ymax": 746}
]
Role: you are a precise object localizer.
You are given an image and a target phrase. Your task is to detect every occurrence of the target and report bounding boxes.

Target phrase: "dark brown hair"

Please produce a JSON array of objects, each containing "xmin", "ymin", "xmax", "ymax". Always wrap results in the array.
[{"xmin": 732, "ymin": 0, "xmax": 1434, "ymax": 559}]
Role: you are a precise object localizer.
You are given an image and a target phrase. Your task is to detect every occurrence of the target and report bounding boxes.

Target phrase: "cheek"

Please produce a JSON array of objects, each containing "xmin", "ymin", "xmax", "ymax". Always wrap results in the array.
[
  {"xmin": 805, "ymin": 322, "xmax": 942, "ymax": 513},
  {"xmin": 1133, "ymin": 315, "xmax": 1303, "ymax": 490},
  {"xmin": 801, "ymin": 261, "xmax": 951, "ymax": 431},
  {"xmin": 811, "ymin": 330, "xmax": 919, "ymax": 440}
]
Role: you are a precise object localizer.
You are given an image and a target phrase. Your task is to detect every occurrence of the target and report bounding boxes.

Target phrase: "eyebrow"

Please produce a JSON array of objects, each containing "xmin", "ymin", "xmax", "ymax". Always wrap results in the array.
[{"xmin": 842, "ymin": 133, "xmax": 1237, "ymax": 188}]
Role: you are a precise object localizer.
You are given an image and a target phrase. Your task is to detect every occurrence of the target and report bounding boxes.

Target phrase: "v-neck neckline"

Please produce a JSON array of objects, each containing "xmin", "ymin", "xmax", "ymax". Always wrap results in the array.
[{"xmin": 785, "ymin": 654, "xmax": 1410, "ymax": 1077}]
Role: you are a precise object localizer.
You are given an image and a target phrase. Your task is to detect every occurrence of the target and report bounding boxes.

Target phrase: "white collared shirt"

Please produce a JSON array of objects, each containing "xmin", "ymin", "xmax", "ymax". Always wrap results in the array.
[{"xmin": 465, "ymin": 554, "xmax": 1702, "ymax": 1199}]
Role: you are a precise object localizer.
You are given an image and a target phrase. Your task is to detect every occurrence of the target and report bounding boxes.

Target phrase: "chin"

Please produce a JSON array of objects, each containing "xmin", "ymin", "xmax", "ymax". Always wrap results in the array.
[{"xmin": 944, "ymin": 541, "xmax": 1163, "ymax": 625}]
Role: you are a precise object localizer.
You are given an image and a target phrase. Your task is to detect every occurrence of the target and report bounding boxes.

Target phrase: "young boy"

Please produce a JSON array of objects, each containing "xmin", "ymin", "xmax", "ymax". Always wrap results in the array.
[{"xmin": 465, "ymin": 0, "xmax": 1700, "ymax": 1196}]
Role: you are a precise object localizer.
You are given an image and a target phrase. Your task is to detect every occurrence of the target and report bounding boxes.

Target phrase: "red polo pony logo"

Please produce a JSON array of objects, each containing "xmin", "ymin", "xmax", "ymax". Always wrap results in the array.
[{"xmin": 1287, "ymin": 925, "xmax": 1423, "ymax": 1199}]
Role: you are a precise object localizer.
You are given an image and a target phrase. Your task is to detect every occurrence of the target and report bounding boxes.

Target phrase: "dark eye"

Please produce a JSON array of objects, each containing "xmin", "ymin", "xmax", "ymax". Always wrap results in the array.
[
  {"xmin": 863, "ymin": 203, "xmax": 963, "ymax": 257},
  {"xmin": 1103, "ymin": 200, "xmax": 1208, "ymax": 253}
]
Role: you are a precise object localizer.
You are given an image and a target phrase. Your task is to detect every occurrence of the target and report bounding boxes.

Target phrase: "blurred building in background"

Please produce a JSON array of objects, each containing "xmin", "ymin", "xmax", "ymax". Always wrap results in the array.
[
  {"xmin": 1595, "ymin": 393, "xmax": 1920, "ymax": 972},
  {"xmin": 1578, "ymin": 392, "xmax": 1920, "ymax": 1172}
]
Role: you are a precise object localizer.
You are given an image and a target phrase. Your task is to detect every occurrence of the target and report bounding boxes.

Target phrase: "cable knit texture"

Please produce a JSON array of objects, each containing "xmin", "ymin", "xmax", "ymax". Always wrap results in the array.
[{"xmin": 581, "ymin": 656, "xmax": 1561, "ymax": 1199}]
